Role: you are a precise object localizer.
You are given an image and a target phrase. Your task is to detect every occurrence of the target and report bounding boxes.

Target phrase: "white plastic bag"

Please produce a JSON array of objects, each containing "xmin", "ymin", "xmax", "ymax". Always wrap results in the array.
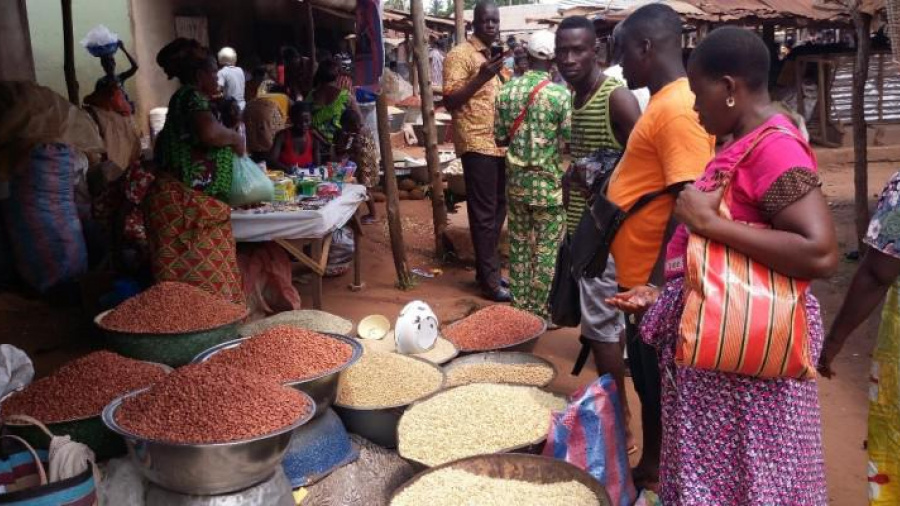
[
  {"xmin": 0, "ymin": 344, "xmax": 33, "ymax": 399},
  {"xmin": 229, "ymin": 156, "xmax": 275, "ymax": 207},
  {"xmin": 80, "ymin": 25, "xmax": 119, "ymax": 49}
]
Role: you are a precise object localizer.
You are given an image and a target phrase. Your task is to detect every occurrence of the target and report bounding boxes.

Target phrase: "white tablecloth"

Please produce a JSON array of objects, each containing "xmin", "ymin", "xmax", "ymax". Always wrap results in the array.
[{"xmin": 231, "ymin": 184, "xmax": 366, "ymax": 242}]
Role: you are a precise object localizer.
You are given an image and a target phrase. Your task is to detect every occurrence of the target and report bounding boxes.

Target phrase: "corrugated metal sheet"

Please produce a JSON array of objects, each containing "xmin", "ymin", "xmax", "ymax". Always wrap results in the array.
[
  {"xmin": 825, "ymin": 52, "xmax": 900, "ymax": 123},
  {"xmin": 529, "ymin": 0, "xmax": 849, "ymax": 24}
]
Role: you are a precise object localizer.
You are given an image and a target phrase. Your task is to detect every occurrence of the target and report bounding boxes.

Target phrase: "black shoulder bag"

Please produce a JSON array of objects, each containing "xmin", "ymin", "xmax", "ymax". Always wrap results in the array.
[{"xmin": 548, "ymin": 147, "xmax": 686, "ymax": 327}]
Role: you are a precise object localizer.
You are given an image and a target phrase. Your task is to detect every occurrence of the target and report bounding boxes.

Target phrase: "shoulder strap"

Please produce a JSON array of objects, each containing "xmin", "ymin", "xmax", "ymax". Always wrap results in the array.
[{"xmin": 508, "ymin": 80, "xmax": 551, "ymax": 140}]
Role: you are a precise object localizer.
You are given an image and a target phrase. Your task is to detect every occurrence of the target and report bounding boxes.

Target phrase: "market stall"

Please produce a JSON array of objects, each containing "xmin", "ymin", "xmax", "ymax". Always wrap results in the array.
[{"xmin": 231, "ymin": 184, "xmax": 367, "ymax": 309}]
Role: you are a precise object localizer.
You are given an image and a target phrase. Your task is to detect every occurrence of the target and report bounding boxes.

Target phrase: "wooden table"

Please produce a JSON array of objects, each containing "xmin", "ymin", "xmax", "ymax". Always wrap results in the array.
[{"xmin": 231, "ymin": 185, "xmax": 367, "ymax": 309}]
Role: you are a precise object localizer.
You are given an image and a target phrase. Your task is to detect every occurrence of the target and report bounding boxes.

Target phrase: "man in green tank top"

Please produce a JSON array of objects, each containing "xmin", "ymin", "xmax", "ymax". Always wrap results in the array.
[{"xmin": 556, "ymin": 15, "xmax": 642, "ymax": 452}]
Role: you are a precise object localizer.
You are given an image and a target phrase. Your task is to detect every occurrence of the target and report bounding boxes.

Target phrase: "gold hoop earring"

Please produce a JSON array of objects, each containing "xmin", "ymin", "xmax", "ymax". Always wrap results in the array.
[{"xmin": 726, "ymin": 96, "xmax": 736, "ymax": 108}]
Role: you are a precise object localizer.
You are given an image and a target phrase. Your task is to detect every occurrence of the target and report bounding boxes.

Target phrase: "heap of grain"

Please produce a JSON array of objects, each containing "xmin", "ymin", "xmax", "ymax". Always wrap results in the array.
[
  {"xmin": 1, "ymin": 351, "xmax": 168, "ymax": 422},
  {"xmin": 115, "ymin": 363, "xmax": 311, "ymax": 444},
  {"xmin": 337, "ymin": 352, "xmax": 443, "ymax": 408},
  {"xmin": 445, "ymin": 361, "xmax": 555, "ymax": 387},
  {"xmin": 205, "ymin": 325, "xmax": 355, "ymax": 382},
  {"xmin": 398, "ymin": 383, "xmax": 566, "ymax": 467},
  {"xmin": 444, "ymin": 305, "xmax": 544, "ymax": 351},
  {"xmin": 100, "ymin": 282, "xmax": 246, "ymax": 333},
  {"xmin": 238, "ymin": 310, "xmax": 354, "ymax": 337},
  {"xmin": 362, "ymin": 332, "xmax": 458, "ymax": 364},
  {"xmin": 391, "ymin": 469, "xmax": 600, "ymax": 506}
]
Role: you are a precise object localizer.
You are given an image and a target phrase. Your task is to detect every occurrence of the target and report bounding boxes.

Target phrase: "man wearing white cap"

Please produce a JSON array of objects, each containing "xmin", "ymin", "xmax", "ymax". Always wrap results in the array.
[
  {"xmin": 217, "ymin": 47, "xmax": 246, "ymax": 110},
  {"xmin": 494, "ymin": 30, "xmax": 571, "ymax": 322}
]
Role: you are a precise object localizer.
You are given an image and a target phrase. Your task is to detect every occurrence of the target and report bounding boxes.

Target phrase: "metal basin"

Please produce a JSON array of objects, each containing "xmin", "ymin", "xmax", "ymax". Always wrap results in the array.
[
  {"xmin": 443, "ymin": 352, "xmax": 557, "ymax": 388},
  {"xmin": 96, "ymin": 310, "xmax": 248, "ymax": 367},
  {"xmin": 192, "ymin": 333, "xmax": 363, "ymax": 418},
  {"xmin": 102, "ymin": 389, "xmax": 315, "ymax": 495},
  {"xmin": 390, "ymin": 453, "xmax": 611, "ymax": 505},
  {"xmin": 0, "ymin": 362, "xmax": 172, "ymax": 461},
  {"xmin": 333, "ymin": 355, "xmax": 444, "ymax": 449}
]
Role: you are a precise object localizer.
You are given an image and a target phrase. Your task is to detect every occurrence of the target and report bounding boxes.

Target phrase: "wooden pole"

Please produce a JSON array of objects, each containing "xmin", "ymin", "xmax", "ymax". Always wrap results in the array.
[
  {"xmin": 851, "ymin": 10, "xmax": 872, "ymax": 253},
  {"xmin": 61, "ymin": 0, "xmax": 79, "ymax": 105},
  {"xmin": 454, "ymin": 0, "xmax": 465, "ymax": 44},
  {"xmin": 376, "ymin": 90, "xmax": 414, "ymax": 288},
  {"xmin": 411, "ymin": 0, "xmax": 448, "ymax": 260},
  {"xmin": 408, "ymin": 35, "xmax": 418, "ymax": 95},
  {"xmin": 305, "ymin": 0, "xmax": 317, "ymax": 96}
]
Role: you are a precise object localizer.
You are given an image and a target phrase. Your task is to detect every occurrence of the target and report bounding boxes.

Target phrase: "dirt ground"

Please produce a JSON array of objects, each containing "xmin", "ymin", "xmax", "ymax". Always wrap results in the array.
[{"xmin": 1, "ymin": 153, "xmax": 896, "ymax": 505}]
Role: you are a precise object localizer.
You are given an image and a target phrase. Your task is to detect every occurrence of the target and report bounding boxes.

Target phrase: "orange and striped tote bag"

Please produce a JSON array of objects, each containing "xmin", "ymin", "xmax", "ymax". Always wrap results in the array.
[{"xmin": 677, "ymin": 127, "xmax": 816, "ymax": 380}]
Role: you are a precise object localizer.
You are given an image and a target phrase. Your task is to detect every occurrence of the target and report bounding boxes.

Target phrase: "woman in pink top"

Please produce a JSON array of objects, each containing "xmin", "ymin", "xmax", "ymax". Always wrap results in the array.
[{"xmin": 608, "ymin": 27, "xmax": 838, "ymax": 504}]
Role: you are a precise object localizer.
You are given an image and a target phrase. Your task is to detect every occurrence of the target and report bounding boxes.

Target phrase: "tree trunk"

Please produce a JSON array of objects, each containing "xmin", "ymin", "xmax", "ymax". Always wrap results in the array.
[
  {"xmin": 61, "ymin": 0, "xmax": 79, "ymax": 105},
  {"xmin": 376, "ymin": 91, "xmax": 413, "ymax": 288},
  {"xmin": 411, "ymin": 0, "xmax": 448, "ymax": 260},
  {"xmin": 454, "ymin": 0, "xmax": 465, "ymax": 44},
  {"xmin": 852, "ymin": 10, "xmax": 872, "ymax": 253}
]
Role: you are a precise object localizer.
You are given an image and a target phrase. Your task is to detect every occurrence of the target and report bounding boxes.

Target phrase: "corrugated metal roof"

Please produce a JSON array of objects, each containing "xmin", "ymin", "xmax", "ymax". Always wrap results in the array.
[{"xmin": 528, "ymin": 0, "xmax": 850, "ymax": 24}]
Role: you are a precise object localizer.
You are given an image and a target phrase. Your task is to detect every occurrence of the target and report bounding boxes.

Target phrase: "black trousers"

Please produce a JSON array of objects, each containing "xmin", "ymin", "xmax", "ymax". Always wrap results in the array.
[
  {"xmin": 461, "ymin": 152, "xmax": 507, "ymax": 291},
  {"xmin": 625, "ymin": 310, "xmax": 662, "ymax": 425}
]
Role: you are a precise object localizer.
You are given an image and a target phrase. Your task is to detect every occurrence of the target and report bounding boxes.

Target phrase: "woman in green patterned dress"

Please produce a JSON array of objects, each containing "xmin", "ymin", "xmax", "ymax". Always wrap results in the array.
[
  {"xmin": 145, "ymin": 38, "xmax": 245, "ymax": 302},
  {"xmin": 308, "ymin": 59, "xmax": 361, "ymax": 147},
  {"xmin": 155, "ymin": 38, "xmax": 246, "ymax": 200}
]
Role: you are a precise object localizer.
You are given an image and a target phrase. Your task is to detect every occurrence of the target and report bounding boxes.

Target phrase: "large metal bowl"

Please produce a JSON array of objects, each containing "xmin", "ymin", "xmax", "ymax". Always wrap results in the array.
[
  {"xmin": 102, "ymin": 388, "xmax": 315, "ymax": 495},
  {"xmin": 96, "ymin": 310, "xmax": 248, "ymax": 367},
  {"xmin": 390, "ymin": 453, "xmax": 611, "ymax": 505},
  {"xmin": 443, "ymin": 351, "xmax": 557, "ymax": 388},
  {"xmin": 444, "ymin": 313, "xmax": 547, "ymax": 354},
  {"xmin": 191, "ymin": 332, "xmax": 363, "ymax": 418},
  {"xmin": 0, "ymin": 362, "xmax": 172, "ymax": 461},
  {"xmin": 333, "ymin": 355, "xmax": 445, "ymax": 449}
]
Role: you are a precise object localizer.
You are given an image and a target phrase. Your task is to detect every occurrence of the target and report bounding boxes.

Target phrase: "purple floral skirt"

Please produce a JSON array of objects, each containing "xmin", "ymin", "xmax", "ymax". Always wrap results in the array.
[{"xmin": 641, "ymin": 277, "xmax": 827, "ymax": 506}]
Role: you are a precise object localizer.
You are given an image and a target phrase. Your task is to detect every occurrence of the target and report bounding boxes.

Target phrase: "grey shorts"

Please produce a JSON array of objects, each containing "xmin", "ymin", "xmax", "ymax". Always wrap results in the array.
[{"xmin": 578, "ymin": 255, "xmax": 625, "ymax": 343}]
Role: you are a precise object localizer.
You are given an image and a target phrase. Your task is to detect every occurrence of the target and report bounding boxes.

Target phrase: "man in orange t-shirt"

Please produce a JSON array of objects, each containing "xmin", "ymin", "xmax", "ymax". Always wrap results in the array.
[{"xmin": 607, "ymin": 4, "xmax": 715, "ymax": 487}]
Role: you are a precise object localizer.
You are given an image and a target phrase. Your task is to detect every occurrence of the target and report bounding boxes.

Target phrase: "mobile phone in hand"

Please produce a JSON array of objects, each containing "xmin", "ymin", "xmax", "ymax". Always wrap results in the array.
[{"xmin": 490, "ymin": 44, "xmax": 503, "ymax": 59}]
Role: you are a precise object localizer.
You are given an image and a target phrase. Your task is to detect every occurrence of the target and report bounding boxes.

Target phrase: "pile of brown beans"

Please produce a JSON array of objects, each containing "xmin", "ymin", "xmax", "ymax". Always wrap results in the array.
[
  {"xmin": 100, "ymin": 282, "xmax": 247, "ymax": 333},
  {"xmin": 115, "ymin": 363, "xmax": 311, "ymax": 444},
  {"xmin": 207, "ymin": 325, "xmax": 354, "ymax": 382},
  {"xmin": 1, "ymin": 351, "xmax": 168, "ymax": 423},
  {"xmin": 443, "ymin": 305, "xmax": 544, "ymax": 351}
]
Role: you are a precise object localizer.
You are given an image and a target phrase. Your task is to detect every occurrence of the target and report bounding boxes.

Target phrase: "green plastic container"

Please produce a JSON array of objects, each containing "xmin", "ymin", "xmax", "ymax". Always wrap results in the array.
[
  {"xmin": 299, "ymin": 179, "xmax": 319, "ymax": 197},
  {"xmin": 95, "ymin": 310, "xmax": 248, "ymax": 367}
]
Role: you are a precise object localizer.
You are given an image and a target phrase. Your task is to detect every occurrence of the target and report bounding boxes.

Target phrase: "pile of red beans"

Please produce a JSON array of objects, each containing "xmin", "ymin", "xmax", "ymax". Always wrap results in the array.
[
  {"xmin": 2, "ymin": 351, "xmax": 168, "ymax": 423},
  {"xmin": 115, "ymin": 363, "xmax": 311, "ymax": 444},
  {"xmin": 444, "ymin": 305, "xmax": 545, "ymax": 352},
  {"xmin": 100, "ymin": 282, "xmax": 247, "ymax": 333},
  {"xmin": 207, "ymin": 326, "xmax": 353, "ymax": 382}
]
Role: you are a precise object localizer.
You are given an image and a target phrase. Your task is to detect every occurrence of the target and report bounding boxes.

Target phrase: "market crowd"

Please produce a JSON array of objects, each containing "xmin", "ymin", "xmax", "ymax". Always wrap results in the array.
[{"xmin": 443, "ymin": 2, "xmax": 900, "ymax": 505}]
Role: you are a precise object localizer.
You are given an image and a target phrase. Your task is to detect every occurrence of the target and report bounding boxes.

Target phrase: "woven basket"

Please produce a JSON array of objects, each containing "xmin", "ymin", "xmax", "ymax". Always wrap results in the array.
[{"xmin": 889, "ymin": 0, "xmax": 900, "ymax": 64}]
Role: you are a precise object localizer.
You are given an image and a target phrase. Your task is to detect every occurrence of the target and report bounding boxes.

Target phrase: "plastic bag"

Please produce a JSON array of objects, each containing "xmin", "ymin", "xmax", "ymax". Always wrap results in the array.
[
  {"xmin": 236, "ymin": 243, "xmax": 301, "ymax": 319},
  {"xmin": 229, "ymin": 156, "xmax": 274, "ymax": 207},
  {"xmin": 81, "ymin": 25, "xmax": 119, "ymax": 53},
  {"xmin": 325, "ymin": 226, "xmax": 354, "ymax": 277},
  {"xmin": 97, "ymin": 458, "xmax": 146, "ymax": 506},
  {"xmin": 542, "ymin": 375, "xmax": 636, "ymax": 506},
  {"xmin": 0, "ymin": 345, "xmax": 33, "ymax": 399}
]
